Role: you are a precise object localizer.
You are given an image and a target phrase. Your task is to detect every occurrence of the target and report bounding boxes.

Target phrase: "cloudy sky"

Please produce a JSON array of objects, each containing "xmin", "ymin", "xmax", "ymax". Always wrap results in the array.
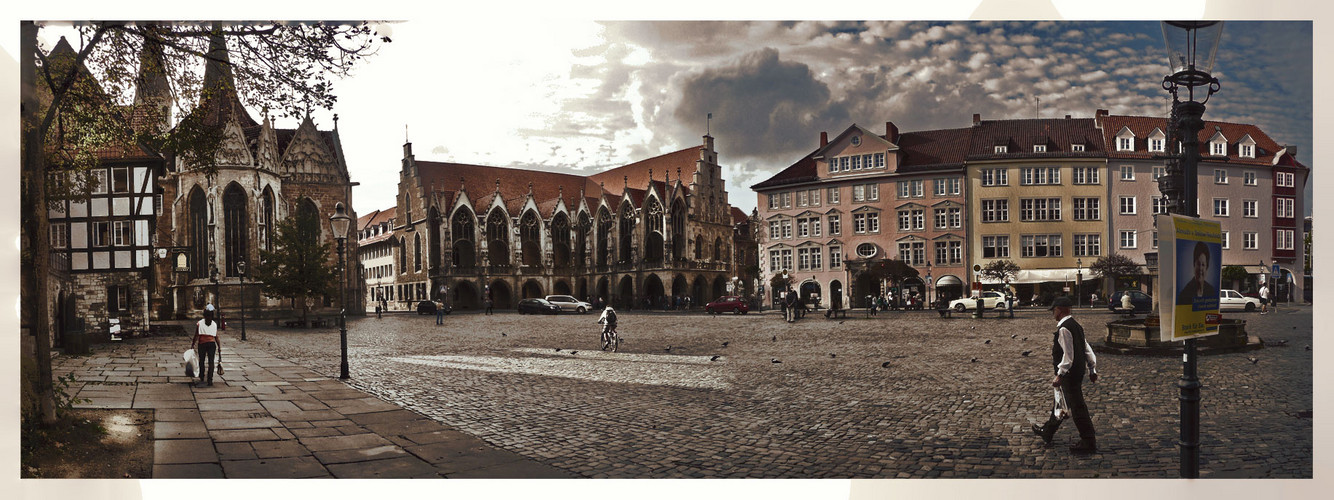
[
  {"xmin": 23, "ymin": 15, "xmax": 1314, "ymax": 218},
  {"xmin": 305, "ymin": 19, "xmax": 1311, "ymax": 217}
]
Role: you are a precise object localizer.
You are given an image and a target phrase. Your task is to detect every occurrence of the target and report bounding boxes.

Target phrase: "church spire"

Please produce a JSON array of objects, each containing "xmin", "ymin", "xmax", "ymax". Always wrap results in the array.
[
  {"xmin": 132, "ymin": 23, "xmax": 173, "ymax": 134},
  {"xmin": 198, "ymin": 23, "xmax": 256, "ymax": 128}
]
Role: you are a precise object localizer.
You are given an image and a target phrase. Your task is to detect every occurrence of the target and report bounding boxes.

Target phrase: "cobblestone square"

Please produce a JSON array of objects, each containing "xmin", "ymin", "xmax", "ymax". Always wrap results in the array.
[{"xmin": 242, "ymin": 306, "xmax": 1312, "ymax": 478}]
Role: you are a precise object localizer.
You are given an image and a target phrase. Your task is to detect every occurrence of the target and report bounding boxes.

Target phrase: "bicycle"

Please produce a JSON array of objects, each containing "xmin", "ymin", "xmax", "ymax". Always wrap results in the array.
[{"xmin": 600, "ymin": 326, "xmax": 621, "ymax": 352}]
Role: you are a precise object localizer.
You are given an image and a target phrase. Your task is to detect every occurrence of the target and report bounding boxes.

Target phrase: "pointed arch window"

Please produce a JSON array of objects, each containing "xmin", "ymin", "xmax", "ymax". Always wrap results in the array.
[
  {"xmin": 260, "ymin": 187, "xmax": 274, "ymax": 253},
  {"xmin": 520, "ymin": 210, "xmax": 541, "ymax": 267},
  {"xmin": 618, "ymin": 204, "xmax": 636, "ymax": 264},
  {"xmin": 223, "ymin": 183, "xmax": 248, "ymax": 277},
  {"xmin": 644, "ymin": 200, "xmax": 664, "ymax": 264},
  {"xmin": 596, "ymin": 208, "xmax": 613, "ymax": 267},
  {"xmin": 552, "ymin": 212, "xmax": 571, "ymax": 268},
  {"xmin": 188, "ymin": 187, "xmax": 208, "ymax": 279},
  {"xmin": 487, "ymin": 209, "xmax": 510, "ymax": 266},
  {"xmin": 670, "ymin": 199, "xmax": 686, "ymax": 262},
  {"xmin": 414, "ymin": 233, "xmax": 422, "ymax": 272},
  {"xmin": 451, "ymin": 208, "xmax": 476, "ymax": 268}
]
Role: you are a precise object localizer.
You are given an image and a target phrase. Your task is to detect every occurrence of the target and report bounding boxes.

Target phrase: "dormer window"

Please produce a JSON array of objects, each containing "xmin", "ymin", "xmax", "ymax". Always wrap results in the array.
[
  {"xmin": 1117, "ymin": 137, "xmax": 1132, "ymax": 151},
  {"xmin": 1241, "ymin": 144, "xmax": 1253, "ymax": 158},
  {"xmin": 1033, "ymin": 145, "xmax": 1047, "ymax": 153},
  {"xmin": 1211, "ymin": 142, "xmax": 1226, "ymax": 155},
  {"xmin": 1071, "ymin": 144, "xmax": 1085, "ymax": 152},
  {"xmin": 1147, "ymin": 128, "xmax": 1166, "ymax": 153},
  {"xmin": 1238, "ymin": 134, "xmax": 1257, "ymax": 158},
  {"xmin": 994, "ymin": 145, "xmax": 1008, "ymax": 154},
  {"xmin": 1149, "ymin": 139, "xmax": 1164, "ymax": 152}
]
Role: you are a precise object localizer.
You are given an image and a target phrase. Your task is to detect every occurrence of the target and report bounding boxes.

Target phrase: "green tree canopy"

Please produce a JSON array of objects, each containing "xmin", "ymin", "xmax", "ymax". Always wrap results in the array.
[{"xmin": 251, "ymin": 208, "xmax": 338, "ymax": 324}]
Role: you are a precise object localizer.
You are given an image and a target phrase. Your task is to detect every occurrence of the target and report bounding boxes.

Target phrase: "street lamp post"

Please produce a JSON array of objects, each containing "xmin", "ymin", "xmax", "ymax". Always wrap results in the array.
[
  {"xmin": 237, "ymin": 259, "xmax": 247, "ymax": 341},
  {"xmin": 925, "ymin": 260, "xmax": 933, "ymax": 308},
  {"xmin": 209, "ymin": 264, "xmax": 221, "ymax": 327},
  {"xmin": 329, "ymin": 202, "xmax": 352, "ymax": 380},
  {"xmin": 1159, "ymin": 20, "xmax": 1223, "ymax": 479},
  {"xmin": 1076, "ymin": 258, "xmax": 1083, "ymax": 308}
]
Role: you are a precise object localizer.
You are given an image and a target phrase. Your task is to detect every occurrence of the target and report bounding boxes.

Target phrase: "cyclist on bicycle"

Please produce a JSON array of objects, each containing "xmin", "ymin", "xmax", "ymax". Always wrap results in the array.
[{"xmin": 597, "ymin": 306, "xmax": 618, "ymax": 351}]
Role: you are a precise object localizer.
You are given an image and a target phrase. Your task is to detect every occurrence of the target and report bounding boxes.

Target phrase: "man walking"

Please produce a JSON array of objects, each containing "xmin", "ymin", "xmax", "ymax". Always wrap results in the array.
[
  {"xmin": 435, "ymin": 299, "xmax": 445, "ymax": 325},
  {"xmin": 1031, "ymin": 296, "xmax": 1099, "ymax": 454},
  {"xmin": 1259, "ymin": 283, "xmax": 1270, "ymax": 314}
]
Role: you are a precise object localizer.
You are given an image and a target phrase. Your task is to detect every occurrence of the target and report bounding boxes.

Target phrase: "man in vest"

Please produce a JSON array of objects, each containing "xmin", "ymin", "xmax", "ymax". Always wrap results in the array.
[{"xmin": 1031, "ymin": 296, "xmax": 1099, "ymax": 454}]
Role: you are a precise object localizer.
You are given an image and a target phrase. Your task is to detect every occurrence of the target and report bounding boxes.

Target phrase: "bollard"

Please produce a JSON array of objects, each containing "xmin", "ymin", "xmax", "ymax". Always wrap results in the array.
[{"xmin": 973, "ymin": 297, "xmax": 984, "ymax": 318}]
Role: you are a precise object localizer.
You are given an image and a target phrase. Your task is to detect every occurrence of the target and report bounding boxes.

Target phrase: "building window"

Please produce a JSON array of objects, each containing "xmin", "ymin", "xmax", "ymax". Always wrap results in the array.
[
  {"xmin": 1120, "ymin": 165, "xmax": 1135, "ymax": 181},
  {"xmin": 935, "ymin": 241, "xmax": 948, "ymax": 266},
  {"xmin": 897, "ymin": 180, "xmax": 923, "ymax": 198},
  {"xmin": 797, "ymin": 247, "xmax": 812, "ymax": 270},
  {"xmin": 1150, "ymin": 138, "xmax": 1164, "ymax": 152},
  {"xmin": 781, "ymin": 220, "xmax": 792, "ymax": 239},
  {"xmin": 1073, "ymin": 234, "xmax": 1101, "ymax": 257},
  {"xmin": 853, "ymin": 184, "xmax": 879, "ymax": 202},
  {"xmin": 981, "ymin": 199, "xmax": 1009, "ymax": 222},
  {"xmin": 856, "ymin": 243, "xmax": 877, "ymax": 258},
  {"xmin": 982, "ymin": 235, "xmax": 1010, "ymax": 258},
  {"xmin": 994, "ymin": 145, "xmax": 1007, "ymax": 154},
  {"xmin": 1244, "ymin": 171, "xmax": 1257, "ymax": 185},
  {"xmin": 1073, "ymin": 167, "xmax": 1099, "ymax": 185},
  {"xmin": 810, "ymin": 189, "xmax": 821, "ymax": 206},
  {"xmin": 107, "ymin": 285, "xmax": 129, "ymax": 313},
  {"xmin": 1222, "ymin": 231, "xmax": 1230, "ymax": 249},
  {"xmin": 1033, "ymin": 144, "xmax": 1047, "ymax": 153},
  {"xmin": 829, "ymin": 246, "xmax": 842, "ymax": 269},
  {"xmin": 769, "ymin": 221, "xmax": 780, "ymax": 239},
  {"xmin": 934, "ymin": 208, "xmax": 948, "ymax": 229},
  {"xmin": 854, "ymin": 214, "xmax": 867, "ymax": 234},
  {"xmin": 1213, "ymin": 198, "xmax": 1229, "ymax": 217},
  {"xmin": 1214, "ymin": 169, "xmax": 1228, "ymax": 184},
  {"xmin": 1120, "ymin": 230, "xmax": 1137, "ymax": 249},
  {"xmin": 875, "ymin": 153, "xmax": 886, "ymax": 168},
  {"xmin": 112, "ymin": 220, "xmax": 133, "ymax": 246},
  {"xmin": 1211, "ymin": 142, "xmax": 1226, "ymax": 155},
  {"xmin": 1243, "ymin": 200, "xmax": 1257, "ymax": 218},
  {"xmin": 797, "ymin": 218, "xmax": 810, "ymax": 238},
  {"xmin": 869, "ymin": 213, "xmax": 880, "ymax": 232},
  {"xmin": 1072, "ymin": 197, "xmax": 1100, "ymax": 221},
  {"xmin": 1277, "ymin": 197, "xmax": 1295, "ymax": 218},
  {"xmin": 948, "ymin": 207, "xmax": 962, "ymax": 228},
  {"xmin": 1072, "ymin": 144, "xmax": 1085, "ymax": 152},
  {"xmin": 1117, "ymin": 137, "xmax": 1133, "ymax": 151},
  {"xmin": 827, "ymin": 187, "xmax": 840, "ymax": 204},
  {"xmin": 1019, "ymin": 198, "xmax": 1062, "ymax": 222},
  {"xmin": 1021, "ymin": 167, "xmax": 1060, "ymax": 185},
  {"xmin": 1153, "ymin": 166, "xmax": 1166, "ymax": 180},
  {"xmin": 1152, "ymin": 231, "xmax": 1159, "ymax": 249},
  {"xmin": 981, "ymin": 168, "xmax": 1008, "ymax": 186},
  {"xmin": 769, "ymin": 250, "xmax": 782, "ymax": 271},
  {"xmin": 1241, "ymin": 144, "xmax": 1254, "ymax": 158},
  {"xmin": 828, "ymin": 215, "xmax": 841, "ymax": 235},
  {"xmin": 1281, "ymin": 172, "xmax": 1295, "ymax": 187},
  {"xmin": 934, "ymin": 179, "xmax": 948, "ymax": 196},
  {"xmin": 949, "ymin": 240, "xmax": 963, "ymax": 264},
  {"xmin": 92, "ymin": 221, "xmax": 110, "ymax": 247},
  {"xmin": 1243, "ymin": 232, "xmax": 1258, "ymax": 250},
  {"xmin": 1119, "ymin": 196, "xmax": 1137, "ymax": 215},
  {"xmin": 798, "ymin": 190, "xmax": 808, "ymax": 207},
  {"xmin": 51, "ymin": 223, "xmax": 69, "ymax": 249},
  {"xmin": 811, "ymin": 217, "xmax": 822, "ymax": 237},
  {"xmin": 811, "ymin": 247, "xmax": 822, "ymax": 269},
  {"xmin": 782, "ymin": 192, "xmax": 792, "ymax": 208},
  {"xmin": 768, "ymin": 194, "xmax": 780, "ymax": 210},
  {"xmin": 111, "ymin": 168, "xmax": 130, "ymax": 193},
  {"xmin": 1277, "ymin": 229, "xmax": 1294, "ymax": 250},
  {"xmin": 92, "ymin": 169, "xmax": 108, "ymax": 194},
  {"xmin": 1021, "ymin": 234, "xmax": 1062, "ymax": 257}
]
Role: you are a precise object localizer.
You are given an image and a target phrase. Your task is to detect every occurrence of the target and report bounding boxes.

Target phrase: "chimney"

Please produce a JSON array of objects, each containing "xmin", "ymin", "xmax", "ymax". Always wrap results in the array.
[
  {"xmin": 1065, "ymin": 115, "xmax": 1071, "ymax": 119},
  {"xmin": 820, "ymin": 131, "xmax": 828, "ymax": 147},
  {"xmin": 1093, "ymin": 108, "xmax": 1108, "ymax": 128},
  {"xmin": 1285, "ymin": 145, "xmax": 1299, "ymax": 159},
  {"xmin": 972, "ymin": 113, "xmax": 981, "ymax": 126},
  {"xmin": 885, "ymin": 121, "xmax": 899, "ymax": 143}
]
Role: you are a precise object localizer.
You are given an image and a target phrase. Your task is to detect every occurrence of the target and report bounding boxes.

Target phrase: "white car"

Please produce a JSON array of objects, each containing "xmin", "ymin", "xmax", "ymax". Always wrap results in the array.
[
  {"xmin": 544, "ymin": 295, "xmax": 592, "ymax": 313},
  {"xmin": 949, "ymin": 291, "xmax": 1011, "ymax": 312},
  {"xmin": 1219, "ymin": 289, "xmax": 1261, "ymax": 312}
]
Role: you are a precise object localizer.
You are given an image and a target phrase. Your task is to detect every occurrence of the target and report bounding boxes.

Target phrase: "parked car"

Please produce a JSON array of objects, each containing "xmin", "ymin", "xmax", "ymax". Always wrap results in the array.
[
  {"xmin": 1108, "ymin": 290, "xmax": 1152, "ymax": 313},
  {"xmin": 949, "ymin": 291, "xmax": 1010, "ymax": 312},
  {"xmin": 416, "ymin": 300, "xmax": 440, "ymax": 315},
  {"xmin": 705, "ymin": 296, "xmax": 749, "ymax": 314},
  {"xmin": 517, "ymin": 298, "xmax": 561, "ymax": 315},
  {"xmin": 1220, "ymin": 289, "xmax": 1261, "ymax": 311},
  {"xmin": 544, "ymin": 295, "xmax": 592, "ymax": 313}
]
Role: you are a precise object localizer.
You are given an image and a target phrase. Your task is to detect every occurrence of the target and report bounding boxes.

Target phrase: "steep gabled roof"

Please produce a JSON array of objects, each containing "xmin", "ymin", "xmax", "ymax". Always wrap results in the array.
[
  {"xmin": 750, "ymin": 149, "xmax": 819, "ymax": 190},
  {"xmin": 41, "ymin": 38, "xmax": 161, "ymax": 162},
  {"xmin": 589, "ymin": 146, "xmax": 703, "ymax": 189}
]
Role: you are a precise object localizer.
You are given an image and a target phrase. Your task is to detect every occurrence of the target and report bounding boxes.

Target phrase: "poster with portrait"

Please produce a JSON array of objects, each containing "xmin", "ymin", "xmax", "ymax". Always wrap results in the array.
[{"xmin": 1158, "ymin": 214, "xmax": 1222, "ymax": 341}]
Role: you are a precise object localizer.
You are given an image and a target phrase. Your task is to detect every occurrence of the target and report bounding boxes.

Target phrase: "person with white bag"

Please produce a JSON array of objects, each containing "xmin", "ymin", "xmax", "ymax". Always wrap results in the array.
[
  {"xmin": 190, "ymin": 304, "xmax": 223, "ymax": 387},
  {"xmin": 1030, "ymin": 296, "xmax": 1099, "ymax": 454}
]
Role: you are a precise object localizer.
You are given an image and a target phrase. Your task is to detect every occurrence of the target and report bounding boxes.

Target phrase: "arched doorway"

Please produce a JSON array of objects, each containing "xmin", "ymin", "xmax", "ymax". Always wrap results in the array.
[
  {"xmin": 800, "ymin": 280, "xmax": 822, "ymax": 308},
  {"xmin": 487, "ymin": 280, "xmax": 513, "ymax": 309},
  {"xmin": 617, "ymin": 276, "xmax": 635, "ymax": 309},
  {"xmin": 596, "ymin": 277, "xmax": 610, "ymax": 305},
  {"xmin": 692, "ymin": 275, "xmax": 707, "ymax": 305},
  {"xmin": 452, "ymin": 281, "xmax": 480, "ymax": 310},
  {"xmin": 830, "ymin": 280, "xmax": 844, "ymax": 310},
  {"xmin": 521, "ymin": 279, "xmax": 543, "ymax": 299},
  {"xmin": 644, "ymin": 274, "xmax": 665, "ymax": 309},
  {"xmin": 671, "ymin": 274, "xmax": 688, "ymax": 300},
  {"xmin": 855, "ymin": 272, "xmax": 881, "ymax": 308},
  {"xmin": 712, "ymin": 276, "xmax": 727, "ymax": 300},
  {"xmin": 900, "ymin": 277, "xmax": 924, "ymax": 306},
  {"xmin": 554, "ymin": 280, "xmax": 572, "ymax": 296},
  {"xmin": 577, "ymin": 278, "xmax": 589, "ymax": 302}
]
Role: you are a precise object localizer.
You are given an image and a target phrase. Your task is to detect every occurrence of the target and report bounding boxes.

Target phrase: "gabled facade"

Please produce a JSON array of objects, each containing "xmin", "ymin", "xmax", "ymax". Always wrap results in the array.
[
  {"xmin": 357, "ymin": 207, "xmax": 399, "ymax": 311},
  {"xmin": 385, "ymin": 135, "xmax": 745, "ymax": 310}
]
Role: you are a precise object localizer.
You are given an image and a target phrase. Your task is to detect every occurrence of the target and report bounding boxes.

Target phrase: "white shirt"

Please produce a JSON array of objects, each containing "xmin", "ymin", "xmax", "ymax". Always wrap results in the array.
[
  {"xmin": 196, "ymin": 318, "xmax": 219, "ymax": 339},
  {"xmin": 1260, "ymin": 286, "xmax": 1269, "ymax": 300},
  {"xmin": 1055, "ymin": 315, "xmax": 1097, "ymax": 377}
]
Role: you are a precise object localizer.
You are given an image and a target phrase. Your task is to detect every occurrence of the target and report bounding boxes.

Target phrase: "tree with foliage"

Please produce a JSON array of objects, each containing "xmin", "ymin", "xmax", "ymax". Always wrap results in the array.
[
  {"xmin": 770, "ymin": 271, "xmax": 795, "ymax": 295},
  {"xmin": 980, "ymin": 259, "xmax": 1021, "ymax": 287},
  {"xmin": 21, "ymin": 21, "xmax": 387, "ymax": 425},
  {"xmin": 251, "ymin": 210, "xmax": 338, "ymax": 326},
  {"xmin": 1088, "ymin": 253, "xmax": 1140, "ymax": 292},
  {"xmin": 1222, "ymin": 265, "xmax": 1250, "ymax": 291}
]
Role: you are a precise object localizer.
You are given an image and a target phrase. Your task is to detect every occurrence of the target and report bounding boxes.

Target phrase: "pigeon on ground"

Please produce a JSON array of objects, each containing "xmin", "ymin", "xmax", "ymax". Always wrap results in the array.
[
  {"xmin": 772, "ymin": 335, "xmax": 777, "ymax": 342},
  {"xmin": 1021, "ymin": 350, "xmax": 1033, "ymax": 357},
  {"xmin": 1022, "ymin": 337, "xmax": 1028, "ymax": 341},
  {"xmin": 1011, "ymin": 334, "xmax": 1018, "ymax": 339},
  {"xmin": 1249, "ymin": 357, "xmax": 1259, "ymax": 364},
  {"xmin": 839, "ymin": 321, "xmax": 845, "ymax": 325},
  {"xmin": 970, "ymin": 327, "xmax": 976, "ymax": 330},
  {"xmin": 501, "ymin": 333, "xmax": 507, "ymax": 337},
  {"xmin": 830, "ymin": 353, "xmax": 837, "ymax": 358},
  {"xmin": 984, "ymin": 339, "xmax": 992, "ymax": 345},
  {"xmin": 881, "ymin": 361, "xmax": 892, "ymax": 368},
  {"xmin": 722, "ymin": 341, "xmax": 729, "ymax": 347},
  {"xmin": 772, "ymin": 358, "xmax": 782, "ymax": 364},
  {"xmin": 710, "ymin": 355, "xmax": 720, "ymax": 362},
  {"xmin": 570, "ymin": 351, "xmax": 578, "ymax": 355},
  {"xmin": 971, "ymin": 358, "xmax": 978, "ymax": 363},
  {"xmin": 665, "ymin": 346, "xmax": 672, "ymax": 352},
  {"xmin": 554, "ymin": 348, "xmax": 562, "ymax": 352}
]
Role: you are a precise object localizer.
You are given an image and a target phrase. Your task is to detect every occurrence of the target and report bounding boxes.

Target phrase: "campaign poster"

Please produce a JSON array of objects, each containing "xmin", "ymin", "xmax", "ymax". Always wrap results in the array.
[{"xmin": 1158, "ymin": 214, "xmax": 1222, "ymax": 341}]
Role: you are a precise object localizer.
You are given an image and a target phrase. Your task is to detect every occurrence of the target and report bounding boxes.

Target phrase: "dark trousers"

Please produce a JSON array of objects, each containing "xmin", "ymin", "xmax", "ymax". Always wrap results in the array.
[
  {"xmin": 1045, "ymin": 371, "xmax": 1096, "ymax": 442},
  {"xmin": 198, "ymin": 342, "xmax": 216, "ymax": 383},
  {"xmin": 436, "ymin": 310, "xmax": 444, "ymax": 324}
]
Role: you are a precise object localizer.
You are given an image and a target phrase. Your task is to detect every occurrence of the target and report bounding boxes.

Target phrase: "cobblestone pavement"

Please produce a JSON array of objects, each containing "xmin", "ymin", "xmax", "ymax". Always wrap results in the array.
[{"xmin": 242, "ymin": 305, "xmax": 1313, "ymax": 478}]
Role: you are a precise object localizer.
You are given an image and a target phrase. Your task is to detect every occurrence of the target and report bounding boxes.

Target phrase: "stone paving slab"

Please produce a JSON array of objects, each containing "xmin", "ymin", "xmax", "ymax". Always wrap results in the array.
[
  {"xmin": 210, "ymin": 428, "xmax": 285, "ymax": 443},
  {"xmin": 250, "ymin": 440, "xmax": 313, "ymax": 459},
  {"xmin": 154, "ymin": 420, "xmax": 211, "ymax": 440},
  {"xmin": 153, "ymin": 463, "xmax": 225, "ymax": 479},
  {"xmin": 221, "ymin": 456, "xmax": 330, "ymax": 478},
  {"xmin": 215, "ymin": 442, "xmax": 259, "ymax": 461},
  {"xmin": 325, "ymin": 456, "xmax": 441, "ymax": 479},
  {"xmin": 299, "ymin": 432, "xmax": 394, "ymax": 452},
  {"xmin": 314, "ymin": 444, "xmax": 410, "ymax": 464},
  {"xmin": 153, "ymin": 439, "xmax": 217, "ymax": 465},
  {"xmin": 154, "ymin": 408, "xmax": 202, "ymax": 421}
]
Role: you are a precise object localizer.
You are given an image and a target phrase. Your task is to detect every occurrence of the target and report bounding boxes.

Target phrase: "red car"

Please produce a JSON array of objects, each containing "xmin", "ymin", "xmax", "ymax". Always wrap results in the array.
[{"xmin": 705, "ymin": 296, "xmax": 749, "ymax": 314}]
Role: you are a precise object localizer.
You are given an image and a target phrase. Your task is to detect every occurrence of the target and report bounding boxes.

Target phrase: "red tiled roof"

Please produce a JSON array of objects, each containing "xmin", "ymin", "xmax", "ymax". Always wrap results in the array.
[
  {"xmin": 41, "ymin": 38, "xmax": 161, "ymax": 163},
  {"xmin": 357, "ymin": 206, "xmax": 397, "ymax": 245},
  {"xmin": 589, "ymin": 146, "xmax": 702, "ymax": 189},
  {"xmin": 730, "ymin": 207, "xmax": 749, "ymax": 224},
  {"xmin": 896, "ymin": 127, "xmax": 972, "ymax": 170},
  {"xmin": 751, "ymin": 149, "xmax": 819, "ymax": 190},
  {"xmin": 967, "ymin": 117, "xmax": 1105, "ymax": 160},
  {"xmin": 1099, "ymin": 115, "xmax": 1300, "ymax": 167},
  {"xmin": 417, "ymin": 161, "xmax": 601, "ymax": 218}
]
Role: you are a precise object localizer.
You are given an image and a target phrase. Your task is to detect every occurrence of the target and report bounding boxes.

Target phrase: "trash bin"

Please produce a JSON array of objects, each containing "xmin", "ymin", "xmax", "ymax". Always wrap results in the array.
[{"xmin": 65, "ymin": 317, "xmax": 89, "ymax": 356}]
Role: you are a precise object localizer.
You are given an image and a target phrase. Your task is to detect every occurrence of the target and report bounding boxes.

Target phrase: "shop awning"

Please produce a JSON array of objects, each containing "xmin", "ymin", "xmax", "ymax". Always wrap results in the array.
[
  {"xmin": 979, "ymin": 268, "xmax": 1087, "ymax": 285},
  {"xmin": 935, "ymin": 275, "xmax": 963, "ymax": 286},
  {"xmin": 1242, "ymin": 265, "xmax": 1268, "ymax": 275}
]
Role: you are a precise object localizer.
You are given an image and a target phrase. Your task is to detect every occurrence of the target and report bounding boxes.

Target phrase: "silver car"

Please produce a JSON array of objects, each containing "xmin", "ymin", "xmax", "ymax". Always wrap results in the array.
[{"xmin": 544, "ymin": 295, "xmax": 592, "ymax": 313}]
